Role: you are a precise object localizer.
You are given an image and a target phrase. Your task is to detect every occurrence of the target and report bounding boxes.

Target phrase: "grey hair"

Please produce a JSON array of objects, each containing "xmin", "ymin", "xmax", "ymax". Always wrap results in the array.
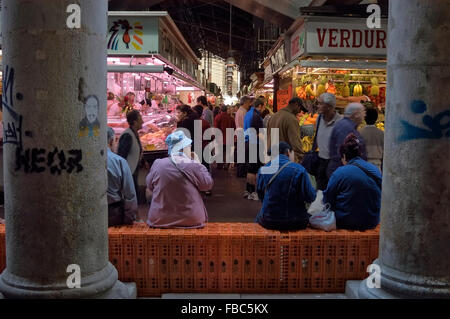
[
  {"xmin": 344, "ymin": 103, "xmax": 364, "ymax": 117},
  {"xmin": 240, "ymin": 96, "xmax": 251, "ymax": 105},
  {"xmin": 107, "ymin": 126, "xmax": 115, "ymax": 143},
  {"xmin": 319, "ymin": 93, "xmax": 336, "ymax": 108}
]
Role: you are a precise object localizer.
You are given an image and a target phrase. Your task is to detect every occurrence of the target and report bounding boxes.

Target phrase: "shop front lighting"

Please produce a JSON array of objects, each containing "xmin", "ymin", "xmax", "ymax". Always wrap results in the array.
[{"xmin": 176, "ymin": 86, "xmax": 196, "ymax": 91}]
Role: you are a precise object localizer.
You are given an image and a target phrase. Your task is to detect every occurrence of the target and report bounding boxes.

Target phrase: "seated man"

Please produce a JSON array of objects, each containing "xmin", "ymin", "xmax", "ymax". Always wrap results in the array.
[
  {"xmin": 256, "ymin": 142, "xmax": 316, "ymax": 230},
  {"xmin": 323, "ymin": 133, "xmax": 381, "ymax": 230},
  {"xmin": 145, "ymin": 130, "xmax": 213, "ymax": 228},
  {"xmin": 107, "ymin": 127, "xmax": 138, "ymax": 227}
]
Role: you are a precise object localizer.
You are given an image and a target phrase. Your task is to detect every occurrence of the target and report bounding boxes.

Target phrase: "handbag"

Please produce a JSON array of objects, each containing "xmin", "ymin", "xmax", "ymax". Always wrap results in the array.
[{"xmin": 301, "ymin": 115, "xmax": 322, "ymax": 176}]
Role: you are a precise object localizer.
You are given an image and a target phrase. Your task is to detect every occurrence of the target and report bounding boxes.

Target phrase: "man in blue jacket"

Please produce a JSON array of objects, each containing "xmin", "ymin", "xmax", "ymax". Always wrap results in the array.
[
  {"xmin": 256, "ymin": 142, "xmax": 316, "ymax": 230},
  {"xmin": 327, "ymin": 103, "xmax": 367, "ymax": 178},
  {"xmin": 243, "ymin": 99, "xmax": 265, "ymax": 201}
]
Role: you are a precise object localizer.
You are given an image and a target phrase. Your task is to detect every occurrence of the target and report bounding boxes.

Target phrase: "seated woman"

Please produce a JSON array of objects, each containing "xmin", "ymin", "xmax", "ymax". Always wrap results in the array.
[
  {"xmin": 256, "ymin": 142, "xmax": 316, "ymax": 231},
  {"xmin": 145, "ymin": 130, "xmax": 213, "ymax": 228},
  {"xmin": 323, "ymin": 133, "xmax": 382, "ymax": 230}
]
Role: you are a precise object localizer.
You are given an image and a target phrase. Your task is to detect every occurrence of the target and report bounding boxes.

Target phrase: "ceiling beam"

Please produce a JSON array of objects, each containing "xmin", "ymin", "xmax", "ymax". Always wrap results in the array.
[{"xmin": 223, "ymin": 0, "xmax": 297, "ymax": 29}]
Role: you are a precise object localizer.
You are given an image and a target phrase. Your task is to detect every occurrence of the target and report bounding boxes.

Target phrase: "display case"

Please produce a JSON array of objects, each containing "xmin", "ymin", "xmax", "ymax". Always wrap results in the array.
[{"xmin": 107, "ymin": 108, "xmax": 178, "ymax": 152}]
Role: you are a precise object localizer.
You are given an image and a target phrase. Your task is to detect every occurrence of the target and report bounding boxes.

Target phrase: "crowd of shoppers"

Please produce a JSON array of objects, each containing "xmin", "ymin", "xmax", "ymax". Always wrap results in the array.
[{"xmin": 105, "ymin": 93, "xmax": 382, "ymax": 232}]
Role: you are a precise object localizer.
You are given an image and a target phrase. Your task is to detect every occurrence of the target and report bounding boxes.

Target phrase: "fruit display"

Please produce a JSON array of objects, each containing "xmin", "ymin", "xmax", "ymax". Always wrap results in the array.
[
  {"xmin": 294, "ymin": 68, "xmax": 386, "ymax": 107},
  {"xmin": 353, "ymin": 84, "xmax": 363, "ymax": 97},
  {"xmin": 376, "ymin": 122, "xmax": 385, "ymax": 131},
  {"xmin": 301, "ymin": 135, "xmax": 314, "ymax": 153},
  {"xmin": 303, "ymin": 113, "xmax": 318, "ymax": 126}
]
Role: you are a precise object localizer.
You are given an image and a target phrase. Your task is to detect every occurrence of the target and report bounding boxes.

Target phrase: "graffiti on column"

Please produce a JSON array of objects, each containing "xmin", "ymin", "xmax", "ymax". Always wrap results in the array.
[
  {"xmin": 15, "ymin": 147, "xmax": 83, "ymax": 174},
  {"xmin": 2, "ymin": 65, "xmax": 24, "ymax": 150},
  {"xmin": 78, "ymin": 95, "xmax": 100, "ymax": 137},
  {"xmin": 399, "ymin": 100, "xmax": 450, "ymax": 142}
]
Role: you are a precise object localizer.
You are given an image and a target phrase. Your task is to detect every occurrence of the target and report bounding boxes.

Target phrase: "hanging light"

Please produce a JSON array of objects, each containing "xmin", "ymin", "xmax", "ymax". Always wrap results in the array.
[{"xmin": 225, "ymin": 2, "xmax": 235, "ymax": 96}]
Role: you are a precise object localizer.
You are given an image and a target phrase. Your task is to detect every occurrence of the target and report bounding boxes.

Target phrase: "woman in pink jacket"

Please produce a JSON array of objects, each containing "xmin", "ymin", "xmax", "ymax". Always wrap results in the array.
[{"xmin": 145, "ymin": 130, "xmax": 213, "ymax": 228}]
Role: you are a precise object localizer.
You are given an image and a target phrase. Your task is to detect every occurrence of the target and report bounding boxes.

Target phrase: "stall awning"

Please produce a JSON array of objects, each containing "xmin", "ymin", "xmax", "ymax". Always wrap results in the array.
[{"xmin": 278, "ymin": 59, "xmax": 300, "ymax": 75}]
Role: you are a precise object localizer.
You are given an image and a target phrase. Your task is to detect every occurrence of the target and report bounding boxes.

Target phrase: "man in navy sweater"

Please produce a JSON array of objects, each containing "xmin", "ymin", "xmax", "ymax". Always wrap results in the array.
[{"xmin": 327, "ymin": 103, "xmax": 367, "ymax": 178}]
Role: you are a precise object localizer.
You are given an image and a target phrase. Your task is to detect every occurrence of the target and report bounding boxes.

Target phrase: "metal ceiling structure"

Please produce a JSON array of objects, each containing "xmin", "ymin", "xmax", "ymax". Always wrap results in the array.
[{"xmin": 108, "ymin": 0, "xmax": 376, "ymax": 85}]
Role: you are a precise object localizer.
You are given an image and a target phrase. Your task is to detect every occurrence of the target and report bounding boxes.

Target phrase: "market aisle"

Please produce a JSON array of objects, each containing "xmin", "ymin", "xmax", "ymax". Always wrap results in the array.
[{"xmin": 137, "ymin": 166, "xmax": 262, "ymax": 223}]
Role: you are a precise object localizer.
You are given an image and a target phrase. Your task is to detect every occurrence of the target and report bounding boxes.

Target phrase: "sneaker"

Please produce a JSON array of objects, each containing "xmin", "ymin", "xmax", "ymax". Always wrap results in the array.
[
  {"xmin": 248, "ymin": 192, "xmax": 259, "ymax": 201},
  {"xmin": 242, "ymin": 191, "xmax": 250, "ymax": 198}
]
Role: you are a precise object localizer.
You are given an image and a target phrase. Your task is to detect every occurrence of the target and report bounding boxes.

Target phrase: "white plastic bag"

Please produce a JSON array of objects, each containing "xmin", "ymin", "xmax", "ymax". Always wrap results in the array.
[
  {"xmin": 309, "ymin": 204, "xmax": 337, "ymax": 232},
  {"xmin": 307, "ymin": 190, "xmax": 325, "ymax": 216}
]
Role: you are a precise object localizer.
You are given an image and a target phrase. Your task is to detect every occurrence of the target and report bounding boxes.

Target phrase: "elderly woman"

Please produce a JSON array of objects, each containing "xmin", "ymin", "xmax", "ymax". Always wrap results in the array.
[
  {"xmin": 323, "ymin": 133, "xmax": 381, "ymax": 230},
  {"xmin": 145, "ymin": 130, "xmax": 213, "ymax": 228}
]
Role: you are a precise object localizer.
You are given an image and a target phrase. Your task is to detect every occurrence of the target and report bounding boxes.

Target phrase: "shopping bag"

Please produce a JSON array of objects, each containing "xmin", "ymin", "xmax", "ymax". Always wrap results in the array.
[
  {"xmin": 309, "ymin": 204, "xmax": 336, "ymax": 232},
  {"xmin": 307, "ymin": 190, "xmax": 325, "ymax": 216}
]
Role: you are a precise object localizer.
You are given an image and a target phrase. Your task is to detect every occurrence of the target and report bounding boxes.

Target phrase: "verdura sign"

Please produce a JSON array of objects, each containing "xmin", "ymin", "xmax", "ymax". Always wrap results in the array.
[{"xmin": 304, "ymin": 18, "xmax": 388, "ymax": 56}]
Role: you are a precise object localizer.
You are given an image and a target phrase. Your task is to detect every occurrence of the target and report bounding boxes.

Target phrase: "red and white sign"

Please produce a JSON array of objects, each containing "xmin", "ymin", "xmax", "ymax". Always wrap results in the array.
[
  {"xmin": 305, "ymin": 18, "xmax": 387, "ymax": 56},
  {"xmin": 290, "ymin": 25, "xmax": 305, "ymax": 60}
]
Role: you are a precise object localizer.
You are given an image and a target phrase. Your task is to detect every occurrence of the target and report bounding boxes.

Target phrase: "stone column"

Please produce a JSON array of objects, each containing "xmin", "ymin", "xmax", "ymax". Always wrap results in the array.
[
  {"xmin": 0, "ymin": 0, "xmax": 132, "ymax": 298},
  {"xmin": 359, "ymin": 0, "xmax": 450, "ymax": 298}
]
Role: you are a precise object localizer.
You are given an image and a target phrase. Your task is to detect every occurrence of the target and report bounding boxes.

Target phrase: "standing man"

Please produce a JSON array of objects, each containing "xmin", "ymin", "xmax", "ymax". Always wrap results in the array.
[
  {"xmin": 107, "ymin": 127, "xmax": 138, "ymax": 227},
  {"xmin": 235, "ymin": 96, "xmax": 253, "ymax": 178},
  {"xmin": 359, "ymin": 107, "xmax": 384, "ymax": 171},
  {"xmin": 243, "ymin": 99, "xmax": 265, "ymax": 200},
  {"xmin": 235, "ymin": 96, "xmax": 252, "ymax": 129},
  {"xmin": 197, "ymin": 96, "xmax": 214, "ymax": 127},
  {"xmin": 267, "ymin": 97, "xmax": 305, "ymax": 163},
  {"xmin": 315, "ymin": 93, "xmax": 343, "ymax": 190},
  {"xmin": 327, "ymin": 103, "xmax": 367, "ymax": 178},
  {"xmin": 214, "ymin": 105, "xmax": 236, "ymax": 169},
  {"xmin": 117, "ymin": 109, "xmax": 144, "ymax": 195}
]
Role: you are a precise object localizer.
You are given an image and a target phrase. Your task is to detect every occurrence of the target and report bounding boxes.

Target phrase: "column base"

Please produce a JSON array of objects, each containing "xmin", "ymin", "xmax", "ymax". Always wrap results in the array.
[
  {"xmin": 92, "ymin": 281, "xmax": 136, "ymax": 299},
  {"xmin": 356, "ymin": 260, "xmax": 450, "ymax": 299},
  {"xmin": 0, "ymin": 262, "xmax": 135, "ymax": 299}
]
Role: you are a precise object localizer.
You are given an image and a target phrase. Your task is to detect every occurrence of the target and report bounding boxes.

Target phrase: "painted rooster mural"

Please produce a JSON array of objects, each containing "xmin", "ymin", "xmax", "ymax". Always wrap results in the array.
[{"xmin": 108, "ymin": 19, "xmax": 144, "ymax": 51}]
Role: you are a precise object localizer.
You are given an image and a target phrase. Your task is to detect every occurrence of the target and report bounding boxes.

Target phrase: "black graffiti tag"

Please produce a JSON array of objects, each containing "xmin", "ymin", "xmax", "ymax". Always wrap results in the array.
[
  {"xmin": 15, "ymin": 148, "xmax": 84, "ymax": 174},
  {"xmin": 30, "ymin": 148, "xmax": 46, "ymax": 173},
  {"xmin": 2, "ymin": 65, "xmax": 24, "ymax": 149},
  {"xmin": 67, "ymin": 150, "xmax": 83, "ymax": 173}
]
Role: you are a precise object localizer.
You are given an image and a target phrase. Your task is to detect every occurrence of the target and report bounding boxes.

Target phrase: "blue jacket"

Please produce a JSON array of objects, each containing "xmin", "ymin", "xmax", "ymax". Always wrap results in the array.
[
  {"xmin": 244, "ymin": 107, "xmax": 263, "ymax": 144},
  {"xmin": 327, "ymin": 117, "xmax": 367, "ymax": 178},
  {"xmin": 256, "ymin": 155, "xmax": 316, "ymax": 230},
  {"xmin": 323, "ymin": 157, "xmax": 381, "ymax": 230}
]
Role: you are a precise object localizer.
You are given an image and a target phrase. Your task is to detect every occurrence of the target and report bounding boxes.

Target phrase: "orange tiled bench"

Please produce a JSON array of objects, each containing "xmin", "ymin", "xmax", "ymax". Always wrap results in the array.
[{"xmin": 0, "ymin": 223, "xmax": 380, "ymax": 297}]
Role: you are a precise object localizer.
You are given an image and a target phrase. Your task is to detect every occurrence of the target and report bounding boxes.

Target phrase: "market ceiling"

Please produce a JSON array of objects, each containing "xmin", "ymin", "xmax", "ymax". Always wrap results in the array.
[{"xmin": 107, "ymin": 0, "xmax": 376, "ymax": 80}]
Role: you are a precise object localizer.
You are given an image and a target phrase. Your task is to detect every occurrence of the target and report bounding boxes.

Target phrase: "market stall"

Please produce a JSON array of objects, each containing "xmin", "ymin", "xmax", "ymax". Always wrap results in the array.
[
  {"xmin": 288, "ymin": 16, "xmax": 388, "ymax": 110},
  {"xmin": 107, "ymin": 11, "xmax": 204, "ymax": 159},
  {"xmin": 284, "ymin": 16, "xmax": 388, "ymax": 151}
]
